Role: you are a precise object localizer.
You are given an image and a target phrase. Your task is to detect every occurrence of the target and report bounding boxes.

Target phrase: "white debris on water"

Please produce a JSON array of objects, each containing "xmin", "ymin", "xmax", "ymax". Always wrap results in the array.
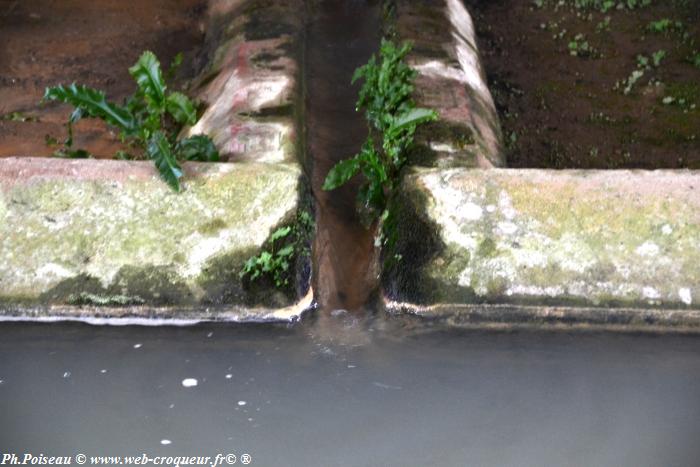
[
  {"xmin": 237, "ymin": 400, "xmax": 247, "ymax": 406},
  {"xmin": 133, "ymin": 343, "xmax": 142, "ymax": 349},
  {"xmin": 182, "ymin": 378, "xmax": 198, "ymax": 388},
  {"xmin": 373, "ymin": 382, "xmax": 403, "ymax": 390},
  {"xmin": 207, "ymin": 332, "xmax": 213, "ymax": 338},
  {"xmin": 347, "ymin": 365, "xmax": 356, "ymax": 369},
  {"xmin": 160, "ymin": 440, "xmax": 172, "ymax": 446},
  {"xmin": 63, "ymin": 371, "xmax": 71, "ymax": 379},
  {"xmin": 100, "ymin": 369, "xmax": 107, "ymax": 374},
  {"xmin": 226, "ymin": 374, "xmax": 233, "ymax": 379},
  {"xmin": 679, "ymin": 288, "xmax": 693, "ymax": 305}
]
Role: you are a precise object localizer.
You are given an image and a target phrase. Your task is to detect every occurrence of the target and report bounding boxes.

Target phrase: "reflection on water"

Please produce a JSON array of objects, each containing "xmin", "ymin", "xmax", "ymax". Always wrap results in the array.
[{"xmin": 1, "ymin": 318, "xmax": 700, "ymax": 467}]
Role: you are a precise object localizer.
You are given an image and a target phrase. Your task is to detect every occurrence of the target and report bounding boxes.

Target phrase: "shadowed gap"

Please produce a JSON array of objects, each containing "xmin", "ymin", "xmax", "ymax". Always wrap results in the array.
[{"xmin": 305, "ymin": 0, "xmax": 382, "ymax": 312}]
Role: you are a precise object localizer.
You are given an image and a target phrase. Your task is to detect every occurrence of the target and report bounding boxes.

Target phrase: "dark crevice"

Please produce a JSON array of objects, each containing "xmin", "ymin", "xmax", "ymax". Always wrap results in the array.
[{"xmin": 305, "ymin": 0, "xmax": 382, "ymax": 312}]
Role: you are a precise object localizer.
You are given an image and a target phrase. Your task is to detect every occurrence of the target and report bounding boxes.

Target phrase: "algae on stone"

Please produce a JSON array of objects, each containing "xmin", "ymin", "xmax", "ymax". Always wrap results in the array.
[
  {"xmin": 386, "ymin": 168, "xmax": 700, "ymax": 309},
  {"xmin": 0, "ymin": 161, "xmax": 304, "ymax": 308}
]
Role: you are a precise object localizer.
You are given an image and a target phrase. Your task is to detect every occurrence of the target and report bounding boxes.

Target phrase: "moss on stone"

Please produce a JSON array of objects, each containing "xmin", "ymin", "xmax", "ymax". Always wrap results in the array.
[
  {"xmin": 390, "ymin": 168, "xmax": 700, "ymax": 309},
  {"xmin": 0, "ymin": 161, "xmax": 304, "ymax": 308}
]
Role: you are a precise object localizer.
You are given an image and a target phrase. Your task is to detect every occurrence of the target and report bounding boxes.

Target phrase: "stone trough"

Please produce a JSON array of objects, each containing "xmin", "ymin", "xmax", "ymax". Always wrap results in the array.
[{"xmin": 1, "ymin": 0, "xmax": 698, "ymax": 331}]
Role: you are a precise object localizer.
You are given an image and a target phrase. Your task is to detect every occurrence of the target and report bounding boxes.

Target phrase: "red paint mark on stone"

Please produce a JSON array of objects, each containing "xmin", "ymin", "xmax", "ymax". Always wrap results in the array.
[
  {"xmin": 231, "ymin": 88, "xmax": 250, "ymax": 112},
  {"xmin": 236, "ymin": 42, "xmax": 252, "ymax": 75},
  {"xmin": 229, "ymin": 123, "xmax": 247, "ymax": 153},
  {"xmin": 229, "ymin": 43, "xmax": 255, "ymax": 111}
]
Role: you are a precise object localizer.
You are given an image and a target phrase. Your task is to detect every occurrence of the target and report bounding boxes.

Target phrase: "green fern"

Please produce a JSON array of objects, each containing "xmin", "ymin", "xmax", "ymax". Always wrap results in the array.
[
  {"xmin": 324, "ymin": 40, "xmax": 437, "ymax": 236},
  {"xmin": 43, "ymin": 51, "xmax": 218, "ymax": 191}
]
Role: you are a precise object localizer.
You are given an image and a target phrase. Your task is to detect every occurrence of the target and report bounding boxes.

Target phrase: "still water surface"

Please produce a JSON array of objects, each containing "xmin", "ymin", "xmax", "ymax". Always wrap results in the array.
[{"xmin": 1, "ymin": 320, "xmax": 699, "ymax": 467}]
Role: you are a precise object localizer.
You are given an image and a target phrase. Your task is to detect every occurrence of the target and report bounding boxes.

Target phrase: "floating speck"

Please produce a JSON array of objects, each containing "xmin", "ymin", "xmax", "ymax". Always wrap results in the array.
[
  {"xmin": 133, "ymin": 343, "xmax": 142, "ymax": 349},
  {"xmin": 247, "ymin": 418, "xmax": 254, "ymax": 422},
  {"xmin": 63, "ymin": 372, "xmax": 71, "ymax": 379},
  {"xmin": 207, "ymin": 332, "xmax": 213, "ymax": 338},
  {"xmin": 372, "ymin": 381, "xmax": 403, "ymax": 390},
  {"xmin": 0, "ymin": 379, "xmax": 4, "ymax": 385},
  {"xmin": 100, "ymin": 369, "xmax": 107, "ymax": 374},
  {"xmin": 237, "ymin": 400, "xmax": 247, "ymax": 406},
  {"xmin": 168, "ymin": 404, "xmax": 175, "ymax": 409},
  {"xmin": 347, "ymin": 365, "xmax": 356, "ymax": 369},
  {"xmin": 225, "ymin": 374, "xmax": 233, "ymax": 379},
  {"xmin": 182, "ymin": 378, "xmax": 198, "ymax": 388},
  {"xmin": 160, "ymin": 439, "xmax": 172, "ymax": 446}
]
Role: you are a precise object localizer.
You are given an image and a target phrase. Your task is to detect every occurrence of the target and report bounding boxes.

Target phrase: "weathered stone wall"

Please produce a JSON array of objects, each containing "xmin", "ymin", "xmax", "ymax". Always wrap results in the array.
[
  {"xmin": 386, "ymin": 168, "xmax": 700, "ymax": 310},
  {"xmin": 391, "ymin": 0, "xmax": 504, "ymax": 169}
]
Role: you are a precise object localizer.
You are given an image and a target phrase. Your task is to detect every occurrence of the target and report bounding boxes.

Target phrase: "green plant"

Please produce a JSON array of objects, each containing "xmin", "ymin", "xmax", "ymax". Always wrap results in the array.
[
  {"xmin": 1, "ymin": 111, "xmax": 38, "ymax": 122},
  {"xmin": 323, "ymin": 40, "xmax": 437, "ymax": 237},
  {"xmin": 651, "ymin": 50, "xmax": 667, "ymax": 67},
  {"xmin": 647, "ymin": 18, "xmax": 683, "ymax": 34},
  {"xmin": 615, "ymin": 49, "xmax": 666, "ymax": 95},
  {"xmin": 568, "ymin": 33, "xmax": 595, "ymax": 57},
  {"xmin": 572, "ymin": 0, "xmax": 649, "ymax": 11},
  {"xmin": 636, "ymin": 50, "xmax": 666, "ymax": 69},
  {"xmin": 43, "ymin": 51, "xmax": 218, "ymax": 191},
  {"xmin": 596, "ymin": 16, "xmax": 612, "ymax": 32},
  {"xmin": 617, "ymin": 69, "xmax": 645, "ymax": 95},
  {"xmin": 688, "ymin": 51, "xmax": 700, "ymax": 69},
  {"xmin": 240, "ymin": 211, "xmax": 313, "ymax": 288}
]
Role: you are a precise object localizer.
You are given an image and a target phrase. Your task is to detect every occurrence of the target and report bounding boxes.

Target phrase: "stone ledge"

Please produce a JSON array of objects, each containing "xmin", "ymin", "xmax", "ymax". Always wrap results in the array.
[
  {"xmin": 0, "ymin": 157, "xmax": 305, "ymax": 311},
  {"xmin": 386, "ymin": 168, "xmax": 700, "ymax": 310},
  {"xmin": 0, "ymin": 291, "xmax": 312, "ymax": 325},
  {"xmin": 392, "ymin": 0, "xmax": 504, "ymax": 169},
  {"xmin": 387, "ymin": 302, "xmax": 700, "ymax": 333},
  {"xmin": 189, "ymin": 0, "xmax": 304, "ymax": 163}
]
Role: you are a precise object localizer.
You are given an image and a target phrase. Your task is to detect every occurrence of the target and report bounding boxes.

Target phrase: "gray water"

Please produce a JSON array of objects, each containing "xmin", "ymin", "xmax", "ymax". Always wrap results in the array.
[{"xmin": 1, "ymin": 319, "xmax": 700, "ymax": 467}]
